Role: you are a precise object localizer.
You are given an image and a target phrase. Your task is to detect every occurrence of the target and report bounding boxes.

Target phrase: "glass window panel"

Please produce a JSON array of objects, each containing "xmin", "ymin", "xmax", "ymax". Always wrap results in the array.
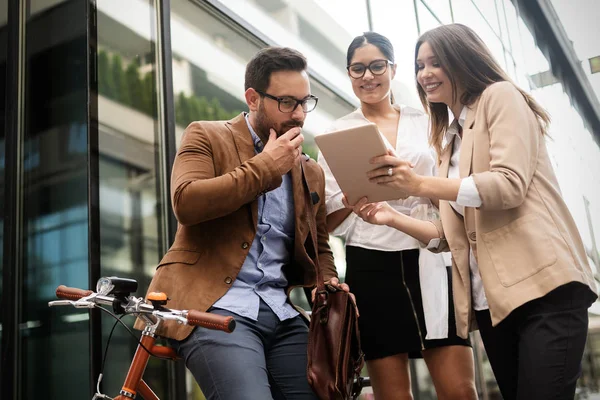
[
  {"xmin": 503, "ymin": 0, "xmax": 525, "ymax": 68},
  {"xmin": 497, "ymin": 0, "xmax": 511, "ymax": 53},
  {"xmin": 417, "ymin": 1, "xmax": 442, "ymax": 35},
  {"xmin": 313, "ymin": 0, "xmax": 370, "ymax": 34},
  {"xmin": 215, "ymin": 0, "xmax": 356, "ymax": 100},
  {"xmin": 369, "ymin": 0, "xmax": 422, "ymax": 109},
  {"xmin": 530, "ymin": 84, "xmax": 600, "ymax": 255},
  {"xmin": 20, "ymin": 0, "xmax": 90, "ymax": 398},
  {"xmin": 421, "ymin": 0, "xmax": 453, "ymax": 24},
  {"xmin": 472, "ymin": 0, "xmax": 501, "ymax": 35},
  {"xmin": 451, "ymin": 0, "xmax": 505, "ymax": 68},
  {"xmin": 517, "ymin": 16, "xmax": 550, "ymax": 75},
  {"xmin": 504, "ymin": 50, "xmax": 519, "ymax": 82},
  {"xmin": 96, "ymin": 0, "xmax": 168, "ymax": 396}
]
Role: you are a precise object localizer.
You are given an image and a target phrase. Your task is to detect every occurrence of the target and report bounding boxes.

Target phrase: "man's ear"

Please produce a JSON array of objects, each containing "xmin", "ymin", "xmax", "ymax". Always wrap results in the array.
[{"xmin": 245, "ymin": 88, "xmax": 260, "ymax": 112}]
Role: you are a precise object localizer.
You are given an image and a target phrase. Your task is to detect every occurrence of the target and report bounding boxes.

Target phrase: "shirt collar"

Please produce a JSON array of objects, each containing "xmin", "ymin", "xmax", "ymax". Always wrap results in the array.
[
  {"xmin": 444, "ymin": 106, "xmax": 468, "ymax": 144},
  {"xmin": 244, "ymin": 112, "xmax": 264, "ymax": 153}
]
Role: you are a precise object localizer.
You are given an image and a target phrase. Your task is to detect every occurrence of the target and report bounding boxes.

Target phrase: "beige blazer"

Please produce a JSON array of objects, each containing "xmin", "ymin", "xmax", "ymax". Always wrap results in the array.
[
  {"xmin": 431, "ymin": 82, "xmax": 597, "ymax": 339},
  {"xmin": 134, "ymin": 114, "xmax": 337, "ymax": 340}
]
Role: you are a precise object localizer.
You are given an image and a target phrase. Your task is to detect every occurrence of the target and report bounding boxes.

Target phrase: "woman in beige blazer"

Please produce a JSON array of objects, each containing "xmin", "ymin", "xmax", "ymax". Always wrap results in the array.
[{"xmin": 343, "ymin": 24, "xmax": 598, "ymax": 399}]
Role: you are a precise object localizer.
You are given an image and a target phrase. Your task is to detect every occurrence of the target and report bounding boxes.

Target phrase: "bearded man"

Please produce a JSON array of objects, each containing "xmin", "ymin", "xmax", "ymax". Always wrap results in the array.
[{"xmin": 139, "ymin": 47, "xmax": 350, "ymax": 400}]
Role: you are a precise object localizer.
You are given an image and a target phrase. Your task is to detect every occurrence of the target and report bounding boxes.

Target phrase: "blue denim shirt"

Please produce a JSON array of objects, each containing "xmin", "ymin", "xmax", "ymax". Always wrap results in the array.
[{"xmin": 212, "ymin": 114, "xmax": 299, "ymax": 321}]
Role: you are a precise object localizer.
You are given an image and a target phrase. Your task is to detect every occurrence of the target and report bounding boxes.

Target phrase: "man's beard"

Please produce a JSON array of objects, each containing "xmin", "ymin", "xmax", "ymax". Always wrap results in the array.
[{"xmin": 254, "ymin": 103, "xmax": 303, "ymax": 143}]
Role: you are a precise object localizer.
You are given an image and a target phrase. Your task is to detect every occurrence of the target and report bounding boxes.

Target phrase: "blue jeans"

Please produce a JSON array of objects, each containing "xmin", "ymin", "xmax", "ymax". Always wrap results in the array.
[{"xmin": 174, "ymin": 300, "xmax": 318, "ymax": 400}]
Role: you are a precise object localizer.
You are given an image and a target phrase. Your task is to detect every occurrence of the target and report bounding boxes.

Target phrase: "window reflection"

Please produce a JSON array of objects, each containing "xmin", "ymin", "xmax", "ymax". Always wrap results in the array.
[
  {"xmin": 451, "ymin": 0, "xmax": 506, "ymax": 68},
  {"xmin": 20, "ymin": 0, "xmax": 90, "ymax": 398},
  {"xmin": 96, "ymin": 0, "xmax": 168, "ymax": 396}
]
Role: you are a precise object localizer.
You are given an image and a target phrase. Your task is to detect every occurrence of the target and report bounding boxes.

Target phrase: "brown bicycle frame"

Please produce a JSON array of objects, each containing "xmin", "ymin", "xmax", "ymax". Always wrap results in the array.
[{"xmin": 113, "ymin": 333, "xmax": 178, "ymax": 400}]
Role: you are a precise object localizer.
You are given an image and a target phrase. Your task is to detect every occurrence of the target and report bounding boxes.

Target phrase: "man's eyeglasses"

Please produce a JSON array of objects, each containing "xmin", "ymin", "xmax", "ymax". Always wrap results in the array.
[
  {"xmin": 255, "ymin": 90, "xmax": 318, "ymax": 113},
  {"xmin": 347, "ymin": 59, "xmax": 393, "ymax": 79}
]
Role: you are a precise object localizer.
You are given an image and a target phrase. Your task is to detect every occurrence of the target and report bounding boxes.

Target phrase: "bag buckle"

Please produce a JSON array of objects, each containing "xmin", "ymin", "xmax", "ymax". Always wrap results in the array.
[{"xmin": 315, "ymin": 290, "xmax": 329, "ymax": 324}]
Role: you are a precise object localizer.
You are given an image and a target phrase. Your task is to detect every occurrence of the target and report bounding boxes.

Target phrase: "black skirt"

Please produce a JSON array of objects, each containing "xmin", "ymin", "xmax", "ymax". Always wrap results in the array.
[{"xmin": 344, "ymin": 246, "xmax": 470, "ymax": 360}]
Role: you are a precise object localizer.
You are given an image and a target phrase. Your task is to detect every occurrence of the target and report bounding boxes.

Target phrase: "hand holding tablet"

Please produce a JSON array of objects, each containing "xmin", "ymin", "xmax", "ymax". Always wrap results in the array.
[{"xmin": 315, "ymin": 123, "xmax": 409, "ymax": 204}]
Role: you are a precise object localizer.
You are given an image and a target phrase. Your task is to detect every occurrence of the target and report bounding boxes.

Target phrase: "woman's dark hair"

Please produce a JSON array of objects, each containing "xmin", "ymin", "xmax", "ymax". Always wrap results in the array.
[
  {"xmin": 346, "ymin": 32, "xmax": 395, "ymax": 66},
  {"xmin": 415, "ymin": 24, "xmax": 550, "ymax": 158},
  {"xmin": 245, "ymin": 46, "xmax": 307, "ymax": 92},
  {"xmin": 347, "ymin": 32, "xmax": 396, "ymax": 103}
]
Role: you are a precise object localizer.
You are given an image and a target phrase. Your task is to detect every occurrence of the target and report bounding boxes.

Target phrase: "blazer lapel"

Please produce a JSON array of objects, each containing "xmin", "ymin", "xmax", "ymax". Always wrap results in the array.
[
  {"xmin": 227, "ymin": 113, "xmax": 259, "ymax": 226},
  {"xmin": 228, "ymin": 113, "xmax": 255, "ymax": 164},
  {"xmin": 458, "ymin": 128, "xmax": 474, "ymax": 178},
  {"xmin": 438, "ymin": 135, "xmax": 471, "ymax": 297},
  {"xmin": 439, "ymin": 201, "xmax": 471, "ymax": 292},
  {"xmin": 458, "ymin": 100, "xmax": 480, "ymax": 179},
  {"xmin": 292, "ymin": 160, "xmax": 308, "ymax": 261}
]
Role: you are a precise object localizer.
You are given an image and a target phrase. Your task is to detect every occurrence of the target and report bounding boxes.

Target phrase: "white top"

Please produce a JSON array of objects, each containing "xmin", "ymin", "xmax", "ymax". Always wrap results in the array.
[
  {"xmin": 318, "ymin": 104, "xmax": 436, "ymax": 252},
  {"xmin": 440, "ymin": 107, "xmax": 489, "ymax": 311},
  {"xmin": 318, "ymin": 104, "xmax": 452, "ymax": 340}
]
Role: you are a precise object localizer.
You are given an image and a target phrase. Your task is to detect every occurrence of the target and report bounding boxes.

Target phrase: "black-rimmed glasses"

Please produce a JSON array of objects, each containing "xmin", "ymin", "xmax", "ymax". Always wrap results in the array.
[
  {"xmin": 347, "ymin": 59, "xmax": 393, "ymax": 79},
  {"xmin": 255, "ymin": 90, "xmax": 319, "ymax": 113}
]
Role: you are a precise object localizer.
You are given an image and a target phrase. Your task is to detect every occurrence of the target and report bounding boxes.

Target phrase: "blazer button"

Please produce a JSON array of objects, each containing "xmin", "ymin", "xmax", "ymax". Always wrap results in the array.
[
  {"xmin": 241, "ymin": 242, "xmax": 249, "ymax": 249},
  {"xmin": 468, "ymin": 232, "xmax": 477, "ymax": 241},
  {"xmin": 224, "ymin": 277, "xmax": 233, "ymax": 285}
]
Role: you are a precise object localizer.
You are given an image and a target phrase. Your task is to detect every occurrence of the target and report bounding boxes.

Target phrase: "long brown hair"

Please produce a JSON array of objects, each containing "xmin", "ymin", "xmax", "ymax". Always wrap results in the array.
[{"xmin": 414, "ymin": 24, "xmax": 550, "ymax": 158}]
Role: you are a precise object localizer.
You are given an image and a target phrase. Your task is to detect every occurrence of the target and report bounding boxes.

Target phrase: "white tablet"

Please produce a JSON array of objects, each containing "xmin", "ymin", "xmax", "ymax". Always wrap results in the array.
[{"xmin": 315, "ymin": 122, "xmax": 406, "ymax": 205}]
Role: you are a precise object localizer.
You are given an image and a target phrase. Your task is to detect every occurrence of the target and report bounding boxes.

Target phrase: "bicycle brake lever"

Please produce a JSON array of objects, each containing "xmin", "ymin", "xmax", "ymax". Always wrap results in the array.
[
  {"xmin": 48, "ymin": 300, "xmax": 74, "ymax": 307},
  {"xmin": 154, "ymin": 311, "xmax": 187, "ymax": 324},
  {"xmin": 48, "ymin": 299, "xmax": 96, "ymax": 309}
]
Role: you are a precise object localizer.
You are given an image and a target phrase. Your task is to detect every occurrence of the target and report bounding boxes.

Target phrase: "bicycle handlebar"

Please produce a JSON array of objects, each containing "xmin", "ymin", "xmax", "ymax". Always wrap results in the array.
[
  {"xmin": 51, "ymin": 285, "xmax": 235, "ymax": 333},
  {"xmin": 56, "ymin": 285, "xmax": 93, "ymax": 300},
  {"xmin": 187, "ymin": 310, "xmax": 236, "ymax": 333}
]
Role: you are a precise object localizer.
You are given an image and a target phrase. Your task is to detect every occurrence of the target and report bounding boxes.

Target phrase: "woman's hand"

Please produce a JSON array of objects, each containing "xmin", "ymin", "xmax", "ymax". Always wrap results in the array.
[
  {"xmin": 367, "ymin": 149, "xmax": 424, "ymax": 196},
  {"xmin": 342, "ymin": 196, "xmax": 395, "ymax": 227}
]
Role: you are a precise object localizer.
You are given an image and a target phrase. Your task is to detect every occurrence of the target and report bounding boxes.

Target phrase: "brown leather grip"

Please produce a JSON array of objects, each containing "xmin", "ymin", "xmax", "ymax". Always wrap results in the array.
[
  {"xmin": 186, "ymin": 310, "xmax": 236, "ymax": 333},
  {"xmin": 55, "ymin": 285, "xmax": 93, "ymax": 300}
]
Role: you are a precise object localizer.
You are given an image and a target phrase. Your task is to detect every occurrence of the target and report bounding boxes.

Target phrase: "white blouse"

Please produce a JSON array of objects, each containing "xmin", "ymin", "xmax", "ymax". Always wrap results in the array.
[
  {"xmin": 318, "ymin": 104, "xmax": 452, "ymax": 339},
  {"xmin": 444, "ymin": 107, "xmax": 489, "ymax": 311},
  {"xmin": 318, "ymin": 104, "xmax": 436, "ymax": 252}
]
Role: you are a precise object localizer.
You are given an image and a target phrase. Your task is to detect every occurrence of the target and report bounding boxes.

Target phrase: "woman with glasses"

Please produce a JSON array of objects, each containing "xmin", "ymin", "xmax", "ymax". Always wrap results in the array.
[
  {"xmin": 349, "ymin": 24, "xmax": 597, "ymax": 400},
  {"xmin": 317, "ymin": 32, "xmax": 477, "ymax": 400}
]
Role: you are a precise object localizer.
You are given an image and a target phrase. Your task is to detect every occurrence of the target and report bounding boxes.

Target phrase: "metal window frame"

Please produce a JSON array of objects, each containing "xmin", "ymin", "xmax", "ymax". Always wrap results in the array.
[
  {"xmin": 155, "ymin": 0, "xmax": 186, "ymax": 397},
  {"xmin": 1, "ymin": 0, "xmax": 26, "ymax": 398},
  {"xmin": 86, "ymin": 1, "xmax": 102, "ymax": 398}
]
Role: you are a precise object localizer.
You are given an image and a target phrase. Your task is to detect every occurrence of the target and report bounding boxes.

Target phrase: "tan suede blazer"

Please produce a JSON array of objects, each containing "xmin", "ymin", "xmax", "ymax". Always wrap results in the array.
[
  {"xmin": 136, "ymin": 114, "xmax": 337, "ymax": 340},
  {"xmin": 431, "ymin": 82, "xmax": 597, "ymax": 339}
]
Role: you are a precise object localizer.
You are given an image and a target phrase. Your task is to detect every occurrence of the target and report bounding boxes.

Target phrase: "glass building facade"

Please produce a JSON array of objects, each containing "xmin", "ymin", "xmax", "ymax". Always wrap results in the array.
[{"xmin": 1, "ymin": 0, "xmax": 599, "ymax": 399}]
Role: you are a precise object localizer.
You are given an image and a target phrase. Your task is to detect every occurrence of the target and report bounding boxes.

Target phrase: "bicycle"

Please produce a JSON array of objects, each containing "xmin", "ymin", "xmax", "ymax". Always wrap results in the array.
[{"xmin": 48, "ymin": 276, "xmax": 236, "ymax": 400}]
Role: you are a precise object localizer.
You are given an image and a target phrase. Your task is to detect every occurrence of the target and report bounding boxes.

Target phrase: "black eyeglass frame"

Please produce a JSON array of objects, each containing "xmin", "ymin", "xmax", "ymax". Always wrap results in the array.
[
  {"xmin": 255, "ymin": 90, "xmax": 319, "ymax": 113},
  {"xmin": 346, "ymin": 59, "xmax": 394, "ymax": 79}
]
